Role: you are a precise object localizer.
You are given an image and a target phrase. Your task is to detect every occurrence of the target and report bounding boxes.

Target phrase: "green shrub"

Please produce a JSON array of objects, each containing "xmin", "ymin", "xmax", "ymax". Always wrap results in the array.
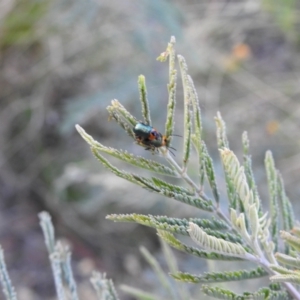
[{"xmin": 1, "ymin": 36, "xmax": 300, "ymax": 300}]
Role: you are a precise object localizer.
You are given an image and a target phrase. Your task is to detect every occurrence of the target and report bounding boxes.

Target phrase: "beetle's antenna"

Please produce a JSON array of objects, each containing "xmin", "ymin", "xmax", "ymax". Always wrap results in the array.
[
  {"xmin": 166, "ymin": 145, "xmax": 176, "ymax": 157},
  {"xmin": 168, "ymin": 148, "xmax": 176, "ymax": 157},
  {"xmin": 168, "ymin": 146, "xmax": 176, "ymax": 151},
  {"xmin": 169, "ymin": 134, "xmax": 182, "ymax": 137}
]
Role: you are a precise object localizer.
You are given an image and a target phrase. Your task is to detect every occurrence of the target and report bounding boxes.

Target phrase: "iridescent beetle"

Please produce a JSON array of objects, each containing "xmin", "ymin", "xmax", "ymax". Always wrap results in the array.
[{"xmin": 133, "ymin": 122, "xmax": 177, "ymax": 155}]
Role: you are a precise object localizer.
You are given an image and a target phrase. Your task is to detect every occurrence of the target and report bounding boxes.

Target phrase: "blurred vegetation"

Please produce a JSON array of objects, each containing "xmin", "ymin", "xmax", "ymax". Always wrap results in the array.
[
  {"xmin": 0, "ymin": 0, "xmax": 49, "ymax": 49},
  {"xmin": 262, "ymin": 0, "xmax": 297, "ymax": 36},
  {"xmin": 1, "ymin": 1, "xmax": 300, "ymax": 299}
]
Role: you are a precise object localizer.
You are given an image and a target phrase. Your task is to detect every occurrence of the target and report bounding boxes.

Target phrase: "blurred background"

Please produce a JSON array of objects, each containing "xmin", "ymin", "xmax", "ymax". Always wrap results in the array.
[{"xmin": 1, "ymin": 0, "xmax": 300, "ymax": 299}]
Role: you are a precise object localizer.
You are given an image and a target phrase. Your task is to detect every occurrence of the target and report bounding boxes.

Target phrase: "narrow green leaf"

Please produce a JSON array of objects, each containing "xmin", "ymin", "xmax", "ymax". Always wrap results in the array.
[
  {"xmin": 59, "ymin": 245, "xmax": 79, "ymax": 300},
  {"xmin": 203, "ymin": 285, "xmax": 290, "ymax": 300},
  {"xmin": 202, "ymin": 141, "xmax": 220, "ymax": 204},
  {"xmin": 220, "ymin": 148, "xmax": 258, "ymax": 223},
  {"xmin": 191, "ymin": 134, "xmax": 205, "ymax": 187},
  {"xmin": 159, "ymin": 189, "xmax": 214, "ymax": 211},
  {"xmin": 265, "ymin": 151, "xmax": 279, "ymax": 248},
  {"xmin": 202, "ymin": 285, "xmax": 240, "ymax": 299},
  {"xmin": 106, "ymin": 108, "xmax": 136, "ymax": 139},
  {"xmin": 188, "ymin": 75, "xmax": 202, "ymax": 145},
  {"xmin": 277, "ymin": 172, "xmax": 294, "ymax": 231},
  {"xmin": 203, "ymin": 228, "xmax": 243, "ymax": 244},
  {"xmin": 165, "ymin": 70, "xmax": 177, "ymax": 141},
  {"xmin": 157, "ymin": 231, "xmax": 242, "ymax": 261},
  {"xmin": 190, "ymin": 217, "xmax": 229, "ymax": 230},
  {"xmin": 254, "ymin": 288, "xmax": 290, "ymax": 300},
  {"xmin": 163, "ymin": 36, "xmax": 177, "ymax": 140},
  {"xmin": 150, "ymin": 177, "xmax": 193, "ymax": 195},
  {"xmin": 131, "ymin": 175, "xmax": 161, "ymax": 192},
  {"xmin": 107, "ymin": 214, "xmax": 153, "ymax": 225},
  {"xmin": 170, "ymin": 272, "xmax": 200, "ymax": 283},
  {"xmin": 270, "ymin": 264, "xmax": 294, "ymax": 275},
  {"xmin": 280, "ymin": 230, "xmax": 300, "ymax": 252},
  {"xmin": 248, "ymin": 204, "xmax": 259, "ymax": 240},
  {"xmin": 91, "ymin": 144, "xmax": 178, "ymax": 177},
  {"xmin": 234, "ymin": 213, "xmax": 251, "ymax": 244},
  {"xmin": 242, "ymin": 132, "xmax": 261, "ymax": 213},
  {"xmin": 155, "ymin": 216, "xmax": 228, "ymax": 231},
  {"xmin": 134, "ymin": 175, "xmax": 214, "ymax": 211},
  {"xmin": 107, "ymin": 214, "xmax": 237, "ymax": 243},
  {"xmin": 91, "ymin": 148, "xmax": 150, "ymax": 188},
  {"xmin": 171, "ymin": 267, "xmax": 267, "ymax": 283},
  {"xmin": 90, "ymin": 272, "xmax": 119, "ymax": 300},
  {"xmin": 178, "ymin": 55, "xmax": 192, "ymax": 170},
  {"xmin": 191, "ymin": 133, "xmax": 205, "ymax": 188},
  {"xmin": 138, "ymin": 75, "xmax": 151, "ymax": 126},
  {"xmin": 275, "ymin": 252, "xmax": 300, "ymax": 269},
  {"xmin": 218, "ymin": 146, "xmax": 240, "ymax": 211},
  {"xmin": 107, "ymin": 214, "xmax": 182, "ymax": 234},
  {"xmin": 0, "ymin": 246, "xmax": 18, "ymax": 300},
  {"xmin": 215, "ymin": 112, "xmax": 229, "ymax": 149},
  {"xmin": 38, "ymin": 211, "xmax": 55, "ymax": 254},
  {"xmin": 285, "ymin": 200, "xmax": 295, "ymax": 232},
  {"xmin": 49, "ymin": 250, "xmax": 66, "ymax": 300},
  {"xmin": 270, "ymin": 273, "xmax": 300, "ymax": 285},
  {"xmin": 141, "ymin": 217, "xmax": 187, "ymax": 234},
  {"xmin": 188, "ymin": 73, "xmax": 204, "ymax": 186},
  {"xmin": 167, "ymin": 36, "xmax": 176, "ymax": 79},
  {"xmin": 107, "ymin": 99, "xmax": 138, "ymax": 127},
  {"xmin": 220, "ymin": 149, "xmax": 264, "ymax": 246},
  {"xmin": 188, "ymin": 223, "xmax": 252, "ymax": 260}
]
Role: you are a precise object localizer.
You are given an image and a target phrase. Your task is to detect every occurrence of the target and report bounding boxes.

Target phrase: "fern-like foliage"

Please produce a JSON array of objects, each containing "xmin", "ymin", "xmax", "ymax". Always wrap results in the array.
[
  {"xmin": 202, "ymin": 284, "xmax": 290, "ymax": 300},
  {"xmin": 171, "ymin": 267, "xmax": 267, "ymax": 283},
  {"xmin": 76, "ymin": 37, "xmax": 300, "ymax": 299},
  {"xmin": 0, "ymin": 246, "xmax": 17, "ymax": 300}
]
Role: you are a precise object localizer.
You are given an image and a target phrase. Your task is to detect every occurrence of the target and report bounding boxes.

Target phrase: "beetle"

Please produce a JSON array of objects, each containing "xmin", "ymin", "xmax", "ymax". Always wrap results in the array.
[{"xmin": 133, "ymin": 122, "xmax": 177, "ymax": 155}]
